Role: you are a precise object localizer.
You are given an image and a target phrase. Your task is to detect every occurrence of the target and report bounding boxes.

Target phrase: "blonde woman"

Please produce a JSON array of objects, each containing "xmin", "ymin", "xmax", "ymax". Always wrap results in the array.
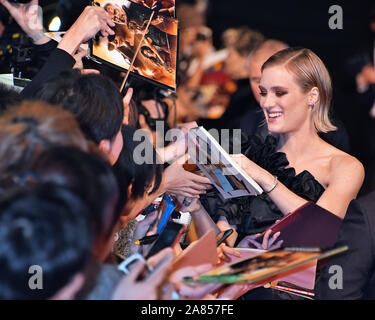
[{"xmin": 201, "ymin": 47, "xmax": 364, "ymax": 244}]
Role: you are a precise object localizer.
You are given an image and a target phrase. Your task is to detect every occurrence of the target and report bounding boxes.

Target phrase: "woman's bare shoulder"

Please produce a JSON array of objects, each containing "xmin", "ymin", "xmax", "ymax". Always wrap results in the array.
[{"xmin": 328, "ymin": 146, "xmax": 364, "ymax": 181}]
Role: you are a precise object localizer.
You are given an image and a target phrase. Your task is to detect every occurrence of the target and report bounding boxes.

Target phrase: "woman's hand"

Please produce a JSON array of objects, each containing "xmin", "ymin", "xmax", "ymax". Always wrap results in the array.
[
  {"xmin": 112, "ymin": 248, "xmax": 174, "ymax": 300},
  {"xmin": 160, "ymin": 122, "xmax": 198, "ymax": 164},
  {"xmin": 230, "ymin": 154, "xmax": 271, "ymax": 187},
  {"xmin": 216, "ymin": 216, "xmax": 238, "ymax": 247},
  {"xmin": 230, "ymin": 154, "xmax": 308, "ymax": 216},
  {"xmin": 168, "ymin": 264, "xmax": 222, "ymax": 299},
  {"xmin": 216, "ymin": 243, "xmax": 241, "ymax": 264},
  {"xmin": 237, "ymin": 229, "xmax": 283, "ymax": 250},
  {"xmin": 131, "ymin": 210, "xmax": 159, "ymax": 255},
  {"xmin": 163, "ymin": 162, "xmax": 212, "ymax": 198}
]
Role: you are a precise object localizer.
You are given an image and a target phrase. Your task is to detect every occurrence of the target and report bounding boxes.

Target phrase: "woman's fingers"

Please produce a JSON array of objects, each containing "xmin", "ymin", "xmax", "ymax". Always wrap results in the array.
[
  {"xmin": 191, "ymin": 174, "xmax": 212, "ymax": 186},
  {"xmin": 102, "ymin": 11, "xmax": 115, "ymax": 27},
  {"xmin": 186, "ymin": 183, "xmax": 208, "ymax": 193},
  {"xmin": 124, "ymin": 87, "xmax": 133, "ymax": 105},
  {"xmin": 101, "ymin": 30, "xmax": 109, "ymax": 38},
  {"xmin": 246, "ymin": 238, "xmax": 262, "ymax": 249},
  {"xmin": 218, "ymin": 243, "xmax": 241, "ymax": 257},
  {"xmin": 268, "ymin": 231, "xmax": 281, "ymax": 247},
  {"xmin": 137, "ymin": 210, "xmax": 158, "ymax": 233},
  {"xmin": 181, "ymin": 188, "xmax": 202, "ymax": 197},
  {"xmin": 170, "ymin": 264, "xmax": 220, "ymax": 299},
  {"xmin": 270, "ymin": 240, "xmax": 284, "ymax": 250},
  {"xmin": 124, "ymin": 260, "xmax": 146, "ymax": 282},
  {"xmin": 80, "ymin": 69, "xmax": 100, "ymax": 75},
  {"xmin": 262, "ymin": 229, "xmax": 272, "ymax": 248},
  {"xmin": 0, "ymin": 0, "xmax": 13, "ymax": 12},
  {"xmin": 178, "ymin": 192, "xmax": 200, "ymax": 199},
  {"xmin": 103, "ymin": 24, "xmax": 115, "ymax": 36},
  {"xmin": 146, "ymin": 250, "xmax": 174, "ymax": 287}
]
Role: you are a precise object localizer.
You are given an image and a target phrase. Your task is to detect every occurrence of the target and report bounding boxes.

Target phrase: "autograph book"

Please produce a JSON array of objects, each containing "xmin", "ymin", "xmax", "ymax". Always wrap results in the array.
[
  {"xmin": 188, "ymin": 126, "xmax": 263, "ymax": 199},
  {"xmin": 184, "ymin": 246, "xmax": 348, "ymax": 285}
]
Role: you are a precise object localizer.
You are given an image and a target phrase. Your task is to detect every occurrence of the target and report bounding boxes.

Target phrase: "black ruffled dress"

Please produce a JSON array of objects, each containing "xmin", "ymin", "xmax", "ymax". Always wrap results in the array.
[{"xmin": 200, "ymin": 133, "xmax": 325, "ymax": 243}]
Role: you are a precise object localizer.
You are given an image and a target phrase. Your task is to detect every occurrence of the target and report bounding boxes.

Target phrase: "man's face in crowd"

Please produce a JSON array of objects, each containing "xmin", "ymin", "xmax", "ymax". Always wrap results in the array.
[
  {"xmin": 248, "ymin": 52, "xmax": 266, "ymax": 104},
  {"xmin": 224, "ymin": 47, "xmax": 248, "ymax": 80}
]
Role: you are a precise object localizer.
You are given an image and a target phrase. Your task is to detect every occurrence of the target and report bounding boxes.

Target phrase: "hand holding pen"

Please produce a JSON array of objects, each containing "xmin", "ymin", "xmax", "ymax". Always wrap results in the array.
[{"xmin": 131, "ymin": 208, "xmax": 159, "ymax": 254}]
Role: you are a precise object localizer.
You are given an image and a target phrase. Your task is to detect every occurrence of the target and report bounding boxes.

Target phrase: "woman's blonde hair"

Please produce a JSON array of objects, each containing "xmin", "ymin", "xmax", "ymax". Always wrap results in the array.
[{"xmin": 261, "ymin": 47, "xmax": 337, "ymax": 133}]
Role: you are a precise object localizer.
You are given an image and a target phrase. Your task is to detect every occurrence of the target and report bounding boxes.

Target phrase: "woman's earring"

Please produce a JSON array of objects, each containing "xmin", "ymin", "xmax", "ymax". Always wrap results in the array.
[{"xmin": 309, "ymin": 103, "xmax": 315, "ymax": 109}]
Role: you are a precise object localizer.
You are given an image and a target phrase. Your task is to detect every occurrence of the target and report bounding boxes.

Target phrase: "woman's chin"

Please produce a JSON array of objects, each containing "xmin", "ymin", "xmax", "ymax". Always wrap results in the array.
[{"xmin": 267, "ymin": 123, "xmax": 284, "ymax": 134}]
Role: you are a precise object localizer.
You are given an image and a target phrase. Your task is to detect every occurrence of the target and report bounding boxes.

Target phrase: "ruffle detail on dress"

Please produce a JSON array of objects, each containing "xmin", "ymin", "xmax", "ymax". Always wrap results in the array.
[{"xmin": 200, "ymin": 134, "xmax": 325, "ymax": 236}]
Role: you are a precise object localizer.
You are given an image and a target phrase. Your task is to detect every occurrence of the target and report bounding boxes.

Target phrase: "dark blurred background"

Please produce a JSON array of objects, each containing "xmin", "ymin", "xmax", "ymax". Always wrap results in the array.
[{"xmin": 205, "ymin": 0, "xmax": 374, "ymax": 144}]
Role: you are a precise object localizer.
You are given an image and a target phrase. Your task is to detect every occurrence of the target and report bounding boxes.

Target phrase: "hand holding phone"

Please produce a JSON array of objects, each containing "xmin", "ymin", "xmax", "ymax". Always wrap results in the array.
[
  {"xmin": 146, "ymin": 221, "xmax": 185, "ymax": 259},
  {"xmin": 113, "ymin": 248, "xmax": 174, "ymax": 300}
]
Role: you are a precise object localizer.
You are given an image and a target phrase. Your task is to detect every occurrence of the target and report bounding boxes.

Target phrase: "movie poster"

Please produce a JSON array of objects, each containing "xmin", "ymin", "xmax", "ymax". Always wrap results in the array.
[
  {"xmin": 131, "ymin": 0, "xmax": 175, "ymax": 16},
  {"xmin": 91, "ymin": 0, "xmax": 178, "ymax": 90}
]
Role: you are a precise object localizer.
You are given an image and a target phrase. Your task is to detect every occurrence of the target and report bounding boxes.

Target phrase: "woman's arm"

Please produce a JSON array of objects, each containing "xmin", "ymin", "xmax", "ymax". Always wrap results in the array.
[
  {"xmin": 231, "ymin": 154, "xmax": 307, "ymax": 215},
  {"xmin": 231, "ymin": 153, "xmax": 364, "ymax": 219},
  {"xmin": 315, "ymin": 155, "xmax": 364, "ymax": 219}
]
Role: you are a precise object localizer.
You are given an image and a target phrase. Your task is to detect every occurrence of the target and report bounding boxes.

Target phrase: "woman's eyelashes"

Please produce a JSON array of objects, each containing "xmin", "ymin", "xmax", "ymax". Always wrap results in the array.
[
  {"xmin": 258, "ymin": 89, "xmax": 288, "ymax": 97},
  {"xmin": 275, "ymin": 90, "xmax": 287, "ymax": 97}
]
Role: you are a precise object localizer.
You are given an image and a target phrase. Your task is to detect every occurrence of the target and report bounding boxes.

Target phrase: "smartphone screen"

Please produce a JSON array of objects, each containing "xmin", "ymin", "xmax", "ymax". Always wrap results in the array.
[{"xmin": 145, "ymin": 221, "xmax": 185, "ymax": 259}]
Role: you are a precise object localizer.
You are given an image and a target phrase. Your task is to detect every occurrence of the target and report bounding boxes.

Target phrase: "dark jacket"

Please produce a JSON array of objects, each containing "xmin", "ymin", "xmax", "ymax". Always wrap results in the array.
[
  {"xmin": 22, "ymin": 43, "xmax": 75, "ymax": 99},
  {"xmin": 316, "ymin": 191, "xmax": 375, "ymax": 300}
]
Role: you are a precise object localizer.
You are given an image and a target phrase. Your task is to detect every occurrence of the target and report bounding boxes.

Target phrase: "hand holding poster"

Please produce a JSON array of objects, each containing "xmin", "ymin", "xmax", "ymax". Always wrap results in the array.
[{"xmin": 91, "ymin": 0, "xmax": 178, "ymax": 90}]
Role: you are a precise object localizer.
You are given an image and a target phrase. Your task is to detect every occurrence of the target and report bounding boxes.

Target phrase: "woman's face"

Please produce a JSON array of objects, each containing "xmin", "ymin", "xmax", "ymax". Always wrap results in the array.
[
  {"xmin": 259, "ymin": 66, "xmax": 312, "ymax": 134},
  {"xmin": 121, "ymin": 177, "xmax": 160, "ymax": 224}
]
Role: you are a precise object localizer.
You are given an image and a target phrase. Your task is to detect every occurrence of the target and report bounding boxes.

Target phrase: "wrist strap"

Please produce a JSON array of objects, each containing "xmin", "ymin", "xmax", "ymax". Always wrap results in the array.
[
  {"xmin": 264, "ymin": 175, "xmax": 278, "ymax": 194},
  {"xmin": 30, "ymin": 32, "xmax": 46, "ymax": 43}
]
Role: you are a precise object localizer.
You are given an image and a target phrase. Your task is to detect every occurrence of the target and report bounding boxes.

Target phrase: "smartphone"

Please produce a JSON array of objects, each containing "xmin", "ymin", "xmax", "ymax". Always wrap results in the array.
[
  {"xmin": 146, "ymin": 221, "xmax": 185, "ymax": 259},
  {"xmin": 142, "ymin": 203, "xmax": 160, "ymax": 216},
  {"xmin": 156, "ymin": 194, "xmax": 176, "ymax": 234},
  {"xmin": 118, "ymin": 253, "xmax": 153, "ymax": 275}
]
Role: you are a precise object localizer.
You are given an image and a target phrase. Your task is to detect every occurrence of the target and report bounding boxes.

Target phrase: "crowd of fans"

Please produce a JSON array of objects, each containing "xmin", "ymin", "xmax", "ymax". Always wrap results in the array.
[{"xmin": 0, "ymin": 0, "xmax": 375, "ymax": 300}]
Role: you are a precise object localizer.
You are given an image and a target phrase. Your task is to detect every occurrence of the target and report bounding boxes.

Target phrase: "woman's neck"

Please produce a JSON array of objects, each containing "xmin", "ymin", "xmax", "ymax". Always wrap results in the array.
[{"xmin": 277, "ymin": 126, "xmax": 322, "ymax": 162}]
